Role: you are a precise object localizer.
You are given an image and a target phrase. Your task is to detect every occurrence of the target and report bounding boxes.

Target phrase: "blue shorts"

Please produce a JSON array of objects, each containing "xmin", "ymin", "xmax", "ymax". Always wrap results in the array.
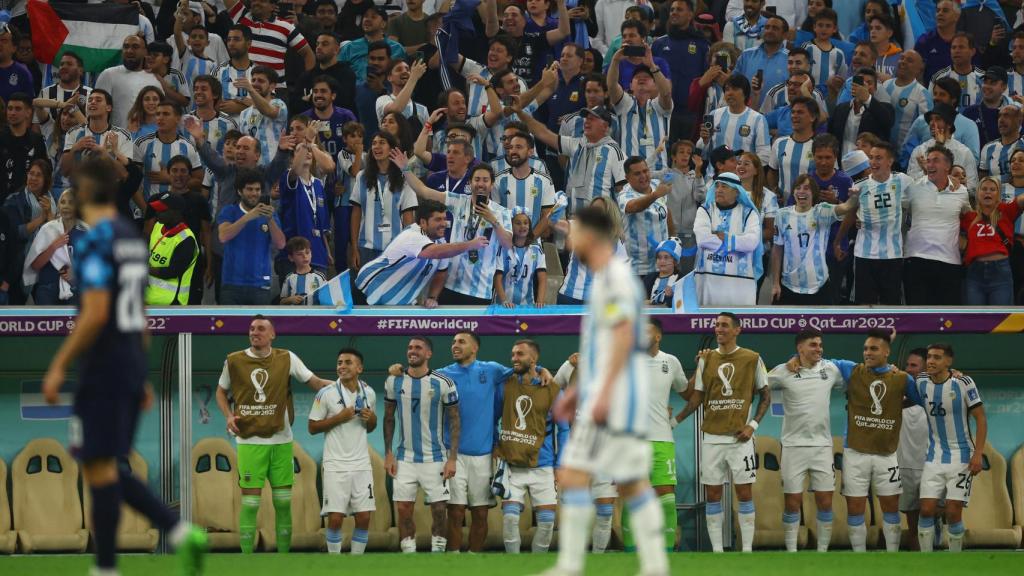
[{"xmin": 71, "ymin": 386, "xmax": 143, "ymax": 462}]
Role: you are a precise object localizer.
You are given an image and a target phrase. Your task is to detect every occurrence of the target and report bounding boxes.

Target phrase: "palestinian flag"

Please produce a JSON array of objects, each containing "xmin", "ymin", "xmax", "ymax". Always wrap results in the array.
[{"xmin": 27, "ymin": 0, "xmax": 139, "ymax": 73}]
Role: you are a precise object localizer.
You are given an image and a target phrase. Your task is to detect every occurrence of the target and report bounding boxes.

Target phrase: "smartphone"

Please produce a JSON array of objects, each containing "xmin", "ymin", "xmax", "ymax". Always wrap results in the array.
[
  {"xmin": 259, "ymin": 193, "xmax": 271, "ymax": 207},
  {"xmin": 662, "ymin": 172, "xmax": 673, "ymax": 183},
  {"xmin": 623, "ymin": 44, "xmax": 646, "ymax": 58},
  {"xmin": 702, "ymin": 114, "xmax": 714, "ymax": 131},
  {"xmin": 853, "ymin": 75, "xmax": 865, "ymax": 86},
  {"xmin": 753, "ymin": 69, "xmax": 764, "ymax": 88},
  {"xmin": 475, "ymin": 195, "xmax": 488, "ymax": 207},
  {"xmin": 765, "ymin": 6, "xmax": 777, "ymax": 15},
  {"xmin": 714, "ymin": 52, "xmax": 730, "ymax": 70},
  {"xmin": 502, "ymin": 95, "xmax": 514, "ymax": 107},
  {"xmin": 278, "ymin": 2, "xmax": 295, "ymax": 18},
  {"xmin": 412, "ymin": 51, "xmax": 425, "ymax": 63}
]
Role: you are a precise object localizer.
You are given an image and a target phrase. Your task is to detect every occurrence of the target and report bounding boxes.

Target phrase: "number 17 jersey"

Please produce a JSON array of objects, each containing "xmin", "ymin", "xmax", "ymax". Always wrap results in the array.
[{"xmin": 73, "ymin": 216, "xmax": 149, "ymax": 394}]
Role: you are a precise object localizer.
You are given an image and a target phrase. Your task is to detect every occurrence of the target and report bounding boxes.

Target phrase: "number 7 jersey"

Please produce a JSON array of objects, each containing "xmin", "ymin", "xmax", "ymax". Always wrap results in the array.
[
  {"xmin": 73, "ymin": 216, "xmax": 149, "ymax": 393},
  {"xmin": 915, "ymin": 374, "xmax": 983, "ymax": 465}
]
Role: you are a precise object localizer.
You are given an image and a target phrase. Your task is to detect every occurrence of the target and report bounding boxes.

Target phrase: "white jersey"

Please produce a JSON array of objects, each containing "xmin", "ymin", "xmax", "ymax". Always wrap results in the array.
[
  {"xmin": 133, "ymin": 133, "xmax": 202, "ymax": 199},
  {"xmin": 980, "ymin": 138, "xmax": 1024, "ymax": 180},
  {"xmin": 186, "ymin": 111, "xmax": 238, "ymax": 156},
  {"xmin": 916, "ymin": 374, "xmax": 983, "ymax": 466},
  {"xmin": 558, "ymin": 134, "xmax": 626, "ymax": 215},
  {"xmin": 761, "ymin": 83, "xmax": 828, "ymax": 115},
  {"xmin": 497, "ymin": 242, "xmax": 547, "ymax": 305},
  {"xmin": 694, "ymin": 347, "xmax": 769, "ymax": 444},
  {"xmin": 577, "ymin": 257, "xmax": 649, "ymax": 435},
  {"xmin": 309, "ymin": 380, "xmax": 376, "ymax": 472},
  {"xmin": 280, "ymin": 270, "xmax": 327, "ymax": 300},
  {"xmin": 613, "ymin": 93, "xmax": 673, "ymax": 173},
  {"xmin": 876, "ymin": 78, "xmax": 933, "ymax": 147},
  {"xmin": 459, "ymin": 58, "xmax": 528, "ymax": 118},
  {"xmin": 238, "ymin": 97, "xmax": 288, "ymax": 167},
  {"xmin": 803, "ymin": 41, "xmax": 848, "ymax": 93},
  {"xmin": 767, "ymin": 360, "xmax": 845, "ymax": 447},
  {"xmin": 898, "ymin": 404, "xmax": 929, "ymax": 471},
  {"xmin": 645, "ymin": 351, "xmax": 687, "ymax": 443},
  {"xmin": 1007, "ymin": 69, "xmax": 1024, "ymax": 98},
  {"xmin": 355, "ymin": 225, "xmax": 449, "ymax": 305},
  {"xmin": 491, "ymin": 169, "xmax": 556, "ymax": 230},
  {"xmin": 706, "ymin": 106, "xmax": 771, "ymax": 165},
  {"xmin": 375, "ymin": 93, "xmax": 429, "ymax": 125},
  {"xmin": 773, "ymin": 203, "xmax": 841, "ymax": 294},
  {"xmin": 385, "ymin": 371, "xmax": 460, "ymax": 463},
  {"xmin": 854, "ymin": 173, "xmax": 914, "ymax": 260},
  {"xmin": 349, "ymin": 172, "xmax": 418, "ymax": 250},
  {"xmin": 768, "ymin": 135, "xmax": 815, "ymax": 203},
  {"xmin": 443, "ymin": 192, "xmax": 511, "ymax": 300},
  {"xmin": 213, "ymin": 62, "xmax": 254, "ymax": 123},
  {"xmin": 180, "ymin": 53, "xmax": 220, "ymax": 89},
  {"xmin": 164, "ymin": 69, "xmax": 192, "ymax": 100},
  {"xmin": 930, "ymin": 66, "xmax": 984, "ymax": 109},
  {"xmin": 216, "ymin": 349, "xmax": 314, "ymax": 445},
  {"xmin": 617, "ymin": 185, "xmax": 670, "ymax": 276},
  {"xmin": 490, "ymin": 154, "xmax": 550, "ymax": 179}
]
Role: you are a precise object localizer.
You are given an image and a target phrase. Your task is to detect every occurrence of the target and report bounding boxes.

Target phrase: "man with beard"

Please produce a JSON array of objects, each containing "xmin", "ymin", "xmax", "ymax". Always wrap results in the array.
[
  {"xmin": 493, "ymin": 133, "xmax": 555, "ymax": 240},
  {"xmin": 490, "ymin": 122, "xmax": 551, "ymax": 178},
  {"xmin": 33, "ymin": 52, "xmax": 91, "ymax": 150},
  {"xmin": 94, "ymin": 35, "xmax": 163, "ymax": 129},
  {"xmin": 214, "ymin": 25, "xmax": 256, "ymax": 124},
  {"xmin": 735, "ymin": 14, "xmax": 788, "ymax": 108},
  {"xmin": 979, "ymin": 105, "xmax": 1023, "ymax": 181},
  {"xmin": 301, "ymin": 77, "xmax": 357, "ymax": 157},
  {"xmin": 225, "ymin": 0, "xmax": 314, "ymax": 87},
  {"xmin": 498, "ymin": 2, "xmax": 569, "ymax": 87},
  {"xmin": 292, "ymin": 32, "xmax": 357, "ymax": 118},
  {"xmin": 376, "ymin": 59, "xmax": 429, "ymax": 126},
  {"xmin": 652, "ymin": 0, "xmax": 709, "ymax": 140},
  {"xmin": 236, "ymin": 66, "xmax": 288, "ymax": 168},
  {"xmin": 216, "ymin": 169, "xmax": 286, "ymax": 304},
  {"xmin": 963, "ymin": 67, "xmax": 1013, "ymax": 146},
  {"xmin": 454, "ymin": 36, "xmax": 526, "ymax": 118}
]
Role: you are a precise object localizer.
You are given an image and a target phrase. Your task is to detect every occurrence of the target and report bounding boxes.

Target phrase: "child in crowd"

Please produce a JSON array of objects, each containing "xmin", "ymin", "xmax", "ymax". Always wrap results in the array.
[
  {"xmin": 645, "ymin": 237, "xmax": 682, "ymax": 306},
  {"xmin": 495, "ymin": 207, "xmax": 547, "ymax": 308},
  {"xmin": 280, "ymin": 236, "xmax": 328, "ymax": 304},
  {"xmin": 803, "ymin": 8, "xmax": 848, "ymax": 91}
]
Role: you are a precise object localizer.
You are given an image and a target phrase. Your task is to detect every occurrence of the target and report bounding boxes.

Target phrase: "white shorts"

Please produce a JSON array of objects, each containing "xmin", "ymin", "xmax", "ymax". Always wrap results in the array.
[
  {"xmin": 782, "ymin": 446, "xmax": 835, "ymax": 494},
  {"xmin": 561, "ymin": 421, "xmax": 651, "ymax": 484},
  {"xmin": 920, "ymin": 461, "xmax": 973, "ymax": 503},
  {"xmin": 507, "ymin": 466, "xmax": 558, "ymax": 507},
  {"xmin": 321, "ymin": 469, "xmax": 376, "ymax": 516},
  {"xmin": 899, "ymin": 467, "xmax": 923, "ymax": 512},
  {"xmin": 841, "ymin": 448, "xmax": 902, "ymax": 498},
  {"xmin": 449, "ymin": 453, "xmax": 495, "ymax": 507},
  {"xmin": 393, "ymin": 461, "xmax": 451, "ymax": 503},
  {"xmin": 700, "ymin": 440, "xmax": 757, "ymax": 486},
  {"xmin": 591, "ymin": 478, "xmax": 618, "ymax": 500}
]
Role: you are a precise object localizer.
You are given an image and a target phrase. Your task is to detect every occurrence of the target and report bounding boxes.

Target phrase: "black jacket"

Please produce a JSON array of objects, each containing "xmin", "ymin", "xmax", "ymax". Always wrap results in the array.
[{"xmin": 828, "ymin": 97, "xmax": 896, "ymax": 145}]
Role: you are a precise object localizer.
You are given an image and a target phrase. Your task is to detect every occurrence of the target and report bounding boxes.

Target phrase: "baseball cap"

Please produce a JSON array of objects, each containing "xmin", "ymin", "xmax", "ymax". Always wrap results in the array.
[
  {"xmin": 709, "ymin": 145, "xmax": 740, "ymax": 168},
  {"xmin": 924, "ymin": 102, "xmax": 957, "ymax": 133},
  {"xmin": 580, "ymin": 105, "xmax": 614, "ymax": 124},
  {"xmin": 149, "ymin": 192, "xmax": 185, "ymax": 213},
  {"xmin": 983, "ymin": 66, "xmax": 1008, "ymax": 84}
]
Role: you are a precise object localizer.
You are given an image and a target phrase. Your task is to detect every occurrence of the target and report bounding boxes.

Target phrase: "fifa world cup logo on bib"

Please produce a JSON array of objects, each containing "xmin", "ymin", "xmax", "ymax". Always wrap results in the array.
[
  {"xmin": 869, "ymin": 380, "xmax": 887, "ymax": 415},
  {"xmin": 514, "ymin": 395, "xmax": 534, "ymax": 431},
  {"xmin": 251, "ymin": 368, "xmax": 269, "ymax": 403},
  {"xmin": 717, "ymin": 363, "xmax": 736, "ymax": 397}
]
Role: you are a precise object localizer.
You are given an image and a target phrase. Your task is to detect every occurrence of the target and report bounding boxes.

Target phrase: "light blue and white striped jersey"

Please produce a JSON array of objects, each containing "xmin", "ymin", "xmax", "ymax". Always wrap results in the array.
[
  {"xmin": 459, "ymin": 58, "xmax": 528, "ymax": 118},
  {"xmin": 213, "ymin": 63, "xmax": 253, "ymax": 122},
  {"xmin": 768, "ymin": 136, "xmax": 815, "ymax": 203},
  {"xmin": 490, "ymin": 154, "xmax": 550, "ymax": 179},
  {"xmin": 760, "ymin": 83, "xmax": 828, "ymax": 115},
  {"xmin": 559, "ymin": 109, "xmax": 621, "ymax": 142},
  {"xmin": 335, "ymin": 149, "xmax": 365, "ymax": 207},
  {"xmin": 612, "ymin": 93, "xmax": 672, "ymax": 173},
  {"xmin": 185, "ymin": 111, "xmax": 238, "ymax": 155},
  {"xmin": 180, "ymin": 53, "xmax": 219, "ymax": 89},
  {"xmin": 444, "ymin": 192, "xmax": 511, "ymax": 300},
  {"xmin": 164, "ymin": 69, "xmax": 192, "ymax": 100},
  {"xmin": 999, "ymin": 183, "xmax": 1024, "ymax": 235},
  {"xmin": 703, "ymin": 83, "xmax": 724, "ymax": 115},
  {"xmin": 617, "ymin": 185, "xmax": 670, "ymax": 275},
  {"xmin": 349, "ymin": 171, "xmax": 418, "ymax": 250},
  {"xmin": 803, "ymin": 41, "xmax": 848, "ymax": 92},
  {"xmin": 722, "ymin": 15, "xmax": 765, "ymax": 52},
  {"xmin": 133, "ymin": 133, "xmax": 202, "ymax": 198},
  {"xmin": 497, "ymin": 242, "xmax": 546, "ymax": 305},
  {"xmin": 559, "ymin": 241, "xmax": 629, "ymax": 301},
  {"xmin": 854, "ymin": 173, "xmax": 914, "ymax": 260},
  {"xmin": 773, "ymin": 203, "xmax": 840, "ymax": 294},
  {"xmin": 707, "ymin": 106, "xmax": 771, "ymax": 165},
  {"xmin": 385, "ymin": 370, "xmax": 460, "ymax": 463},
  {"xmin": 484, "ymin": 102, "xmax": 538, "ymax": 158},
  {"xmin": 930, "ymin": 66, "xmax": 984, "ymax": 110},
  {"xmin": 577, "ymin": 257, "xmax": 649, "ymax": 435},
  {"xmin": 980, "ymin": 138, "xmax": 1024, "ymax": 180},
  {"xmin": 648, "ymin": 273, "xmax": 678, "ymax": 305},
  {"xmin": 1007, "ymin": 69, "xmax": 1024, "ymax": 97},
  {"xmin": 694, "ymin": 202, "xmax": 761, "ymax": 279},
  {"xmin": 355, "ymin": 225, "xmax": 449, "ymax": 305},
  {"xmin": 558, "ymin": 134, "xmax": 626, "ymax": 215},
  {"xmin": 375, "ymin": 93, "xmax": 429, "ymax": 125},
  {"xmin": 238, "ymin": 98, "xmax": 288, "ymax": 167},
  {"xmin": 877, "ymin": 78, "xmax": 933, "ymax": 148},
  {"xmin": 916, "ymin": 374, "xmax": 983, "ymax": 465},
  {"xmin": 281, "ymin": 270, "xmax": 328, "ymax": 300},
  {"xmin": 492, "ymin": 169, "xmax": 556, "ymax": 229}
]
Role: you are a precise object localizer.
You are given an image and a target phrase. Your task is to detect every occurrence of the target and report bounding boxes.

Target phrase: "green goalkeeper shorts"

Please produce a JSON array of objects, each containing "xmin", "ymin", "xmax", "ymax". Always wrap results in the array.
[
  {"xmin": 650, "ymin": 441, "xmax": 678, "ymax": 487},
  {"xmin": 237, "ymin": 442, "xmax": 294, "ymax": 489}
]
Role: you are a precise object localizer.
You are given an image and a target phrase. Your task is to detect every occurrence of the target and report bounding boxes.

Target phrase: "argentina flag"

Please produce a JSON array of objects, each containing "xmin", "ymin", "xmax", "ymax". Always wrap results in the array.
[
  {"xmin": 309, "ymin": 270, "xmax": 353, "ymax": 309},
  {"xmin": 670, "ymin": 272, "xmax": 700, "ymax": 313}
]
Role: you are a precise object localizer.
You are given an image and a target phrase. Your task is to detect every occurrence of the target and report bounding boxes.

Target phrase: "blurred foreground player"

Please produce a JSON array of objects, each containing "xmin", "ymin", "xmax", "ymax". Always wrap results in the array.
[
  {"xmin": 543, "ymin": 206, "xmax": 668, "ymax": 576},
  {"xmin": 42, "ymin": 157, "xmax": 208, "ymax": 576}
]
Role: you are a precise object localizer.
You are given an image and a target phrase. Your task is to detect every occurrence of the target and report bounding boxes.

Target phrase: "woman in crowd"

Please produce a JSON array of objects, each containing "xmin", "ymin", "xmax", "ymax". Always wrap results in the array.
[
  {"xmin": 23, "ymin": 189, "xmax": 87, "ymax": 305},
  {"xmin": 2, "ymin": 159, "xmax": 57, "ymax": 304},
  {"xmin": 735, "ymin": 151, "xmax": 777, "ymax": 296},
  {"xmin": 127, "ymin": 86, "xmax": 164, "ymax": 141},
  {"xmin": 960, "ymin": 176, "xmax": 1024, "ymax": 305}
]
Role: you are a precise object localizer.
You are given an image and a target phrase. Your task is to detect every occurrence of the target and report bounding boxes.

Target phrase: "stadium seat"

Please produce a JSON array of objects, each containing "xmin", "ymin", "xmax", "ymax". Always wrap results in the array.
[
  {"xmin": 1010, "ymin": 445, "xmax": 1024, "ymax": 543},
  {"xmin": 0, "ymin": 458, "xmax": 15, "ymax": 553},
  {"xmin": 191, "ymin": 437, "xmax": 249, "ymax": 551},
  {"xmin": 804, "ymin": 437, "xmax": 850, "ymax": 549},
  {"xmin": 257, "ymin": 443, "xmax": 322, "ymax": 551},
  {"xmin": 82, "ymin": 451, "xmax": 159, "ymax": 551},
  {"xmin": 733, "ymin": 436, "xmax": 806, "ymax": 549},
  {"xmin": 12, "ymin": 438, "xmax": 89, "ymax": 553},
  {"xmin": 961, "ymin": 444, "xmax": 1022, "ymax": 548}
]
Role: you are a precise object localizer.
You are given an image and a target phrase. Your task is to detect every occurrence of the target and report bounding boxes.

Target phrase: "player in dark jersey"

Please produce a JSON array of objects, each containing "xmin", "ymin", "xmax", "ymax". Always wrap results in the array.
[{"xmin": 42, "ymin": 158, "xmax": 207, "ymax": 576}]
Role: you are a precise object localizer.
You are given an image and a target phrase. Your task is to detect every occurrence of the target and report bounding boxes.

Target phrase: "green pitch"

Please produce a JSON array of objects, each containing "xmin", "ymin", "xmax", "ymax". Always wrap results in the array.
[{"xmin": 0, "ymin": 552, "xmax": 1018, "ymax": 576}]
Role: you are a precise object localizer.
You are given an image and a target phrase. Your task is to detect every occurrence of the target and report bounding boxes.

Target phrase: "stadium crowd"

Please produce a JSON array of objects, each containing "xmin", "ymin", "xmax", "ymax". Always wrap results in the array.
[{"xmin": 1, "ymin": 0, "xmax": 1024, "ymax": 308}]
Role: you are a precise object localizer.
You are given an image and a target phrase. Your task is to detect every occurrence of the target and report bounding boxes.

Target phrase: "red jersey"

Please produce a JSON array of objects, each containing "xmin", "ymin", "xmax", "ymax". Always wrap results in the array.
[{"xmin": 960, "ymin": 202, "xmax": 1022, "ymax": 265}]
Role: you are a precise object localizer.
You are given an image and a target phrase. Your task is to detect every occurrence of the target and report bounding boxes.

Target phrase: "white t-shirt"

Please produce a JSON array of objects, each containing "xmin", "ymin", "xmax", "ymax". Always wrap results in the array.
[
  {"xmin": 694, "ymin": 347, "xmax": 768, "ymax": 445},
  {"xmin": 767, "ymin": 360, "xmax": 845, "ymax": 448},
  {"xmin": 93, "ymin": 66, "xmax": 163, "ymax": 129},
  {"xmin": 217, "ymin": 349, "xmax": 314, "ymax": 445},
  {"xmin": 898, "ymin": 404, "xmax": 929, "ymax": 471},
  {"xmin": 645, "ymin": 351, "xmax": 687, "ymax": 443},
  {"xmin": 309, "ymin": 380, "xmax": 377, "ymax": 472}
]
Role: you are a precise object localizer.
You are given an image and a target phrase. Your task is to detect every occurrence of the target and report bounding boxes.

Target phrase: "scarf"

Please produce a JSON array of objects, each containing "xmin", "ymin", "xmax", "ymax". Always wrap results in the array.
[
  {"xmin": 702, "ymin": 175, "xmax": 764, "ymax": 279},
  {"xmin": 23, "ymin": 218, "xmax": 85, "ymax": 300},
  {"xmin": 732, "ymin": 14, "xmax": 767, "ymax": 39}
]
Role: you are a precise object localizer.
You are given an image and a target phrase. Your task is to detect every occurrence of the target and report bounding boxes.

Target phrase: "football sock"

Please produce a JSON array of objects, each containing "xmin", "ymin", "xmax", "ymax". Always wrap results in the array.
[
  {"xmin": 502, "ymin": 502, "xmax": 522, "ymax": 553},
  {"xmin": 400, "ymin": 536, "xmax": 417, "ymax": 553},
  {"xmin": 272, "ymin": 488, "xmax": 292, "ymax": 553},
  {"xmin": 239, "ymin": 494, "xmax": 260, "ymax": 554},
  {"xmin": 883, "ymin": 512, "xmax": 902, "ymax": 552},
  {"xmin": 947, "ymin": 521, "xmax": 965, "ymax": 552},
  {"xmin": 628, "ymin": 489, "xmax": 669, "ymax": 576},
  {"xmin": 533, "ymin": 509, "xmax": 556, "ymax": 553},
  {"xmin": 325, "ymin": 528, "xmax": 342, "ymax": 554},
  {"xmin": 621, "ymin": 503, "xmax": 634, "ymax": 551},
  {"xmin": 351, "ymin": 528, "xmax": 368, "ymax": 555},
  {"xmin": 592, "ymin": 502, "xmax": 614, "ymax": 553},
  {"xmin": 91, "ymin": 483, "xmax": 122, "ymax": 570},
  {"xmin": 706, "ymin": 500, "xmax": 724, "ymax": 553},
  {"xmin": 918, "ymin": 516, "xmax": 935, "ymax": 552},
  {"xmin": 816, "ymin": 510, "xmax": 833, "ymax": 552},
  {"xmin": 556, "ymin": 488, "xmax": 592, "ymax": 575},
  {"xmin": 119, "ymin": 473, "xmax": 176, "ymax": 531},
  {"xmin": 738, "ymin": 499, "xmax": 755, "ymax": 552},
  {"xmin": 782, "ymin": 510, "xmax": 800, "ymax": 552},
  {"xmin": 848, "ymin": 514, "xmax": 867, "ymax": 552},
  {"xmin": 431, "ymin": 535, "xmax": 447, "ymax": 552},
  {"xmin": 659, "ymin": 493, "xmax": 677, "ymax": 551}
]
